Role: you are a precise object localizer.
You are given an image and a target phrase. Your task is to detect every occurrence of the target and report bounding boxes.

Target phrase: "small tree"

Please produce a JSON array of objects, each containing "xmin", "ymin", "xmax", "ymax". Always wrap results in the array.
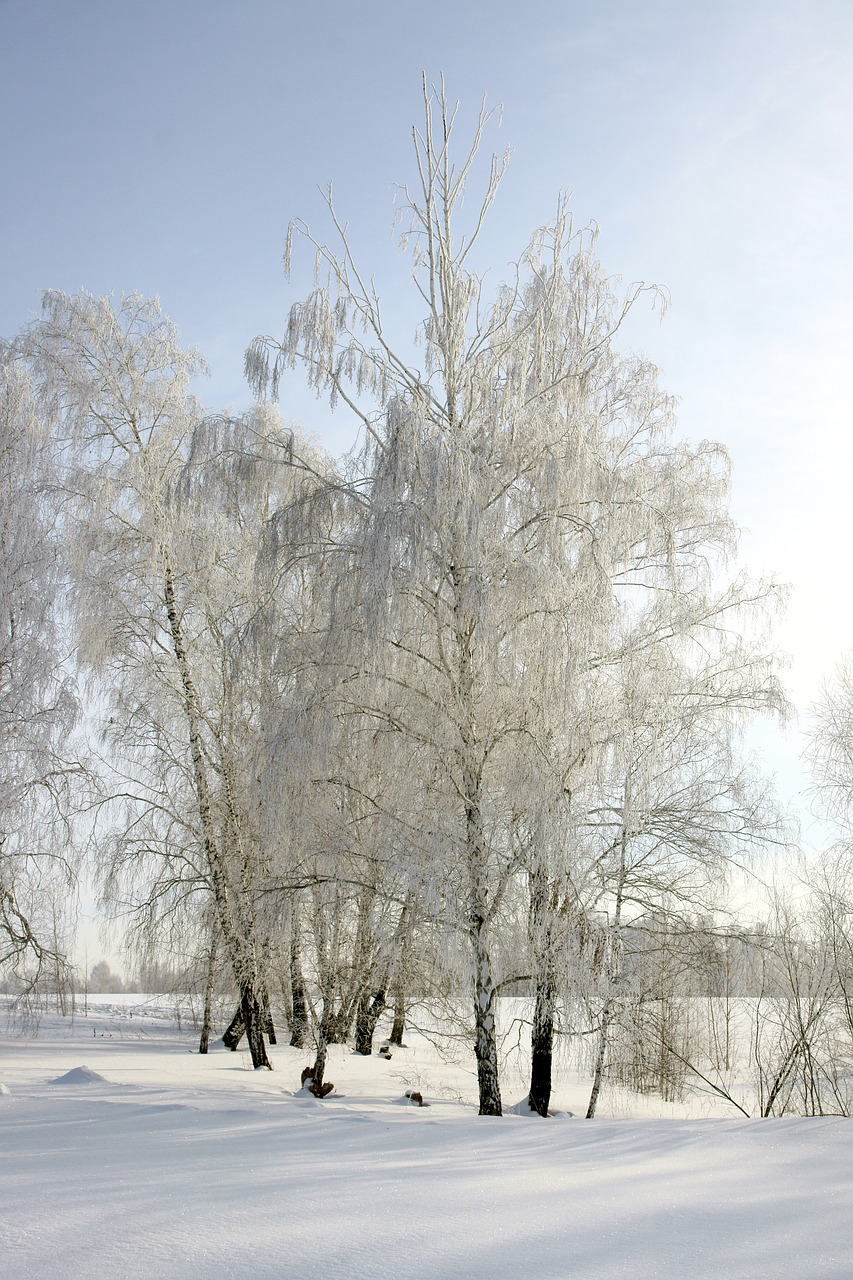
[{"xmin": 88, "ymin": 960, "xmax": 124, "ymax": 994}]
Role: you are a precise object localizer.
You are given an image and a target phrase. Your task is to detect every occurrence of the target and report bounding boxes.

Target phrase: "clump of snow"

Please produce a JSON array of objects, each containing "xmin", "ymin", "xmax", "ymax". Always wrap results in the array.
[
  {"xmin": 48, "ymin": 1065, "xmax": 108, "ymax": 1085},
  {"xmin": 0, "ymin": 1082, "xmax": 10, "ymax": 1096}
]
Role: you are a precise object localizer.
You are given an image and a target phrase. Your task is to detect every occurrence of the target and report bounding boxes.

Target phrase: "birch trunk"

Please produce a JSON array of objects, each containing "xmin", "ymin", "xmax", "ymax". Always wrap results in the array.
[
  {"xmin": 198, "ymin": 920, "xmax": 219, "ymax": 1055},
  {"xmin": 466, "ymin": 764, "xmax": 501, "ymax": 1116},
  {"xmin": 461, "ymin": 762, "xmax": 502, "ymax": 1116},
  {"xmin": 586, "ymin": 800, "xmax": 630, "ymax": 1118},
  {"xmin": 163, "ymin": 558, "xmax": 271, "ymax": 1069}
]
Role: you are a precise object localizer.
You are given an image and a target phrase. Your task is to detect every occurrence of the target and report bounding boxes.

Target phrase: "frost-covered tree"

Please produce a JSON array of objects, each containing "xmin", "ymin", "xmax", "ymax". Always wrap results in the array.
[
  {"xmin": 19, "ymin": 292, "xmax": 337, "ymax": 1066},
  {"xmin": 581, "ymin": 641, "xmax": 784, "ymax": 1117},
  {"xmin": 247, "ymin": 81, "xmax": 785, "ymax": 1114},
  {"xmin": 806, "ymin": 657, "xmax": 853, "ymax": 833},
  {"xmin": 240, "ymin": 85, "xmax": 783, "ymax": 1116},
  {"xmin": 88, "ymin": 959, "xmax": 124, "ymax": 994},
  {"xmin": 257, "ymin": 578, "xmax": 429, "ymax": 1084},
  {"xmin": 0, "ymin": 348, "xmax": 79, "ymax": 994}
]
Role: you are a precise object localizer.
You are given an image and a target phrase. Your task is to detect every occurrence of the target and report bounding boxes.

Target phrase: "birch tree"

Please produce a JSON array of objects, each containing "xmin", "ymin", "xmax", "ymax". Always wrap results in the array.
[
  {"xmin": 248, "ymin": 81, "xmax": 785, "ymax": 1113},
  {"xmin": 21, "ymin": 292, "xmax": 336, "ymax": 1065}
]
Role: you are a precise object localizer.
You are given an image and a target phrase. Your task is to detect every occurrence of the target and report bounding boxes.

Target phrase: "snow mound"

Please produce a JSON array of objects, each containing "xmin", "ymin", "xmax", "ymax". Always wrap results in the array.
[
  {"xmin": 48, "ymin": 1065, "xmax": 109, "ymax": 1085},
  {"xmin": 506, "ymin": 1097, "xmax": 573, "ymax": 1118},
  {"xmin": 506, "ymin": 1096, "xmax": 546, "ymax": 1117},
  {"xmin": 0, "ymin": 1083, "xmax": 10, "ymax": 1096}
]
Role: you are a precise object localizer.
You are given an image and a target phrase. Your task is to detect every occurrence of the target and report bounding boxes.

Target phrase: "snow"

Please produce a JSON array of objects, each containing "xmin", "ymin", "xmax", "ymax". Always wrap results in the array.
[
  {"xmin": 48, "ymin": 1065, "xmax": 109, "ymax": 1085},
  {"xmin": 1, "ymin": 996, "xmax": 852, "ymax": 1278}
]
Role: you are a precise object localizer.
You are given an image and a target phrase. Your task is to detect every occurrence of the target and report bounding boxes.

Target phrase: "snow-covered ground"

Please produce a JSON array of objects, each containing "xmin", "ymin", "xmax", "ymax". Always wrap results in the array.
[{"xmin": 1, "ymin": 996, "xmax": 851, "ymax": 1278}]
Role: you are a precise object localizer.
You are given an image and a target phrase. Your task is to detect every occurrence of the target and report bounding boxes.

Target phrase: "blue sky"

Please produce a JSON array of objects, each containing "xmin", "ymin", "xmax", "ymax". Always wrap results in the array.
[{"xmin": 3, "ymin": 0, "xmax": 853, "ymax": 854}]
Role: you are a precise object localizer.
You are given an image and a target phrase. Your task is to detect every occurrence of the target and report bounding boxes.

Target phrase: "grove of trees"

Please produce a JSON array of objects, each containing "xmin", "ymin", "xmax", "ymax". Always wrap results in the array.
[{"xmin": 3, "ymin": 83, "xmax": 849, "ymax": 1118}]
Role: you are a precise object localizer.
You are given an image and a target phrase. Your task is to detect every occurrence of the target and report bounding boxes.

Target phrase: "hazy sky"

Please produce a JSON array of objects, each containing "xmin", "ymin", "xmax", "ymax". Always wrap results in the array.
[{"xmin": 3, "ymin": 0, "xmax": 853, "ymax": 851}]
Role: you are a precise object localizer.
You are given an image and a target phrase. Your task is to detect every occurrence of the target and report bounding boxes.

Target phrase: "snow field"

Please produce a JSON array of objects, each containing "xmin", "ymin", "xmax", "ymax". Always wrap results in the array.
[{"xmin": 1, "ymin": 997, "xmax": 852, "ymax": 1278}]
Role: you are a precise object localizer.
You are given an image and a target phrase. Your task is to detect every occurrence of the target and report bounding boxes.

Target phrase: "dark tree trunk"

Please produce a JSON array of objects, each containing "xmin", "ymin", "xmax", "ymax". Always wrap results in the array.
[
  {"xmin": 222, "ymin": 1004, "xmax": 245, "ymax": 1050},
  {"xmin": 261, "ymin": 985, "xmax": 277, "ymax": 1045},
  {"xmin": 327, "ymin": 999, "xmax": 356, "ymax": 1043},
  {"xmin": 199, "ymin": 990, "xmax": 213, "ymax": 1055},
  {"xmin": 242, "ymin": 981, "xmax": 272, "ymax": 1070},
  {"xmin": 354, "ymin": 988, "xmax": 386, "ymax": 1055},
  {"xmin": 528, "ymin": 980, "xmax": 554, "ymax": 1116},
  {"xmin": 290, "ymin": 939, "xmax": 309, "ymax": 1049},
  {"xmin": 221, "ymin": 985, "xmax": 272, "ymax": 1068},
  {"xmin": 387, "ymin": 894, "xmax": 412, "ymax": 1046},
  {"xmin": 527, "ymin": 864, "xmax": 555, "ymax": 1116},
  {"xmin": 389, "ymin": 985, "xmax": 406, "ymax": 1045}
]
